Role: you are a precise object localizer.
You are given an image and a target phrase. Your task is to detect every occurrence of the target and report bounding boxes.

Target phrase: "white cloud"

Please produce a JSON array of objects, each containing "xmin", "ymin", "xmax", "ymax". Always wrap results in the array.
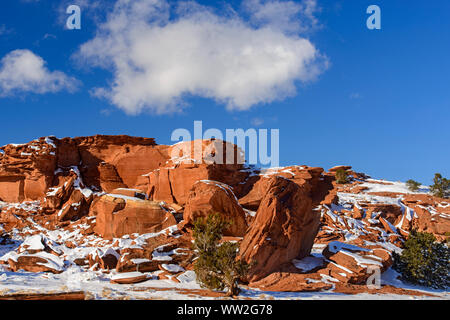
[
  {"xmin": 77, "ymin": 0, "xmax": 327, "ymax": 115},
  {"xmin": 0, "ymin": 49, "xmax": 79, "ymax": 96},
  {"xmin": 243, "ymin": 0, "xmax": 320, "ymax": 34}
]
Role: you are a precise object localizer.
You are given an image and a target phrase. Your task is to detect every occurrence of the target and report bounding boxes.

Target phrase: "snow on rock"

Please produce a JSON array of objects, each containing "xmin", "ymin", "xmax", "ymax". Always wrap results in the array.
[
  {"xmin": 292, "ymin": 255, "xmax": 325, "ymax": 272},
  {"xmin": 161, "ymin": 264, "xmax": 185, "ymax": 274}
]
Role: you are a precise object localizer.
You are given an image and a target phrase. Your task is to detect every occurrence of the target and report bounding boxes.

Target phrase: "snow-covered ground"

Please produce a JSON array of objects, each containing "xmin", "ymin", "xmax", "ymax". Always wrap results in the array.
[{"xmin": 0, "ymin": 264, "xmax": 448, "ymax": 300}]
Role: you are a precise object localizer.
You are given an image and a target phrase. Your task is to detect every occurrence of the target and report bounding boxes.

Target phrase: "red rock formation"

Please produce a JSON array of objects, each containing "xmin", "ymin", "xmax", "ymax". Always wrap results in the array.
[
  {"xmin": 6, "ymin": 251, "xmax": 64, "ymax": 274},
  {"xmin": 110, "ymin": 273, "xmax": 152, "ymax": 284},
  {"xmin": 239, "ymin": 166, "xmax": 333, "ymax": 210},
  {"xmin": 91, "ymin": 194, "xmax": 177, "ymax": 239},
  {"xmin": 145, "ymin": 139, "xmax": 254, "ymax": 205},
  {"xmin": 88, "ymin": 248, "xmax": 120, "ymax": 270},
  {"xmin": 0, "ymin": 137, "xmax": 57, "ymax": 202},
  {"xmin": 239, "ymin": 176, "xmax": 322, "ymax": 282},
  {"xmin": 249, "ymin": 272, "xmax": 333, "ymax": 292},
  {"xmin": 319, "ymin": 241, "xmax": 393, "ymax": 284},
  {"xmin": 2, "ymin": 134, "xmax": 450, "ymax": 296},
  {"xmin": 183, "ymin": 180, "xmax": 247, "ymax": 237}
]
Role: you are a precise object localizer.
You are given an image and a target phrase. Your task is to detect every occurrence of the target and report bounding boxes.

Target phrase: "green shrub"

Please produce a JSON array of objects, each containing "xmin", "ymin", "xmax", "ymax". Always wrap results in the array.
[
  {"xmin": 429, "ymin": 173, "xmax": 450, "ymax": 198},
  {"xmin": 393, "ymin": 230, "xmax": 449, "ymax": 289},
  {"xmin": 406, "ymin": 179, "xmax": 421, "ymax": 192},
  {"xmin": 193, "ymin": 213, "xmax": 249, "ymax": 296},
  {"xmin": 335, "ymin": 168, "xmax": 349, "ymax": 184}
]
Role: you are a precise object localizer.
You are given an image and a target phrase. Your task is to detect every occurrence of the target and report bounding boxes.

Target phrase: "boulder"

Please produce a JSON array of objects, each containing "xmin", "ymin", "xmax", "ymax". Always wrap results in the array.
[
  {"xmin": 239, "ymin": 166, "xmax": 332, "ymax": 210},
  {"xmin": 183, "ymin": 180, "xmax": 247, "ymax": 237},
  {"xmin": 5, "ymin": 251, "xmax": 65, "ymax": 274},
  {"xmin": 91, "ymin": 194, "xmax": 177, "ymax": 239},
  {"xmin": 328, "ymin": 165, "xmax": 352, "ymax": 173},
  {"xmin": 320, "ymin": 241, "xmax": 393, "ymax": 284},
  {"xmin": 88, "ymin": 248, "xmax": 120, "ymax": 270},
  {"xmin": 249, "ymin": 272, "xmax": 333, "ymax": 292},
  {"xmin": 57, "ymin": 189, "xmax": 93, "ymax": 222},
  {"xmin": 239, "ymin": 176, "xmax": 321, "ymax": 282},
  {"xmin": 146, "ymin": 163, "xmax": 251, "ymax": 206},
  {"xmin": 110, "ymin": 272, "xmax": 152, "ymax": 284}
]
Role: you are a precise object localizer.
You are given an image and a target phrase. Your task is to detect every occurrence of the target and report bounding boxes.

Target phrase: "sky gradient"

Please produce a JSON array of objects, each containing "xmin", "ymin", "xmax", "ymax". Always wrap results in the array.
[{"xmin": 0, "ymin": 0, "xmax": 449, "ymax": 184}]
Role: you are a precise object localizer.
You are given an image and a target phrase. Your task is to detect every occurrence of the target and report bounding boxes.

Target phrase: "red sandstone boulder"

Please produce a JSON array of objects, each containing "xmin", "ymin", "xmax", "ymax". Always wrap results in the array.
[
  {"xmin": 17, "ymin": 234, "xmax": 61, "ymax": 255},
  {"xmin": 249, "ymin": 272, "xmax": 333, "ymax": 292},
  {"xmin": 329, "ymin": 165, "xmax": 352, "ymax": 173},
  {"xmin": 146, "ymin": 163, "xmax": 252, "ymax": 206},
  {"xmin": 320, "ymin": 241, "xmax": 393, "ymax": 284},
  {"xmin": 57, "ymin": 189, "xmax": 93, "ymax": 222},
  {"xmin": 110, "ymin": 188, "xmax": 147, "ymax": 199},
  {"xmin": 4, "ymin": 251, "xmax": 65, "ymax": 274},
  {"xmin": 110, "ymin": 272, "xmax": 153, "ymax": 284},
  {"xmin": 183, "ymin": 180, "xmax": 247, "ymax": 237},
  {"xmin": 239, "ymin": 166, "xmax": 332, "ymax": 210},
  {"xmin": 239, "ymin": 176, "xmax": 321, "ymax": 282},
  {"xmin": 90, "ymin": 194, "xmax": 177, "ymax": 239},
  {"xmin": 88, "ymin": 248, "xmax": 120, "ymax": 270}
]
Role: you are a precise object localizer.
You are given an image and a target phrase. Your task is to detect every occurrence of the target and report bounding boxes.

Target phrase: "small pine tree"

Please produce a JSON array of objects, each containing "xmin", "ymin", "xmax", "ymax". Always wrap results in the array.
[
  {"xmin": 193, "ymin": 213, "xmax": 249, "ymax": 296},
  {"xmin": 393, "ymin": 230, "xmax": 449, "ymax": 289},
  {"xmin": 429, "ymin": 173, "xmax": 450, "ymax": 198},
  {"xmin": 406, "ymin": 179, "xmax": 421, "ymax": 192},
  {"xmin": 335, "ymin": 168, "xmax": 349, "ymax": 184}
]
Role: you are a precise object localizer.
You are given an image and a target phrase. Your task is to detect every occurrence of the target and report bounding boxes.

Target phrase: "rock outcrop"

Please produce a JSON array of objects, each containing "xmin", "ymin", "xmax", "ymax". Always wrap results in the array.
[
  {"xmin": 91, "ymin": 194, "xmax": 177, "ymax": 239},
  {"xmin": 183, "ymin": 180, "xmax": 247, "ymax": 236},
  {"xmin": 239, "ymin": 176, "xmax": 322, "ymax": 282},
  {"xmin": 0, "ymin": 135, "xmax": 449, "ymax": 297}
]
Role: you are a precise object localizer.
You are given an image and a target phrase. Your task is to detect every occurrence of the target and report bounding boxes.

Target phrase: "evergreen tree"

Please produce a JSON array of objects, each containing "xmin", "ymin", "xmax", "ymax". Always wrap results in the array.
[
  {"xmin": 429, "ymin": 173, "xmax": 450, "ymax": 198},
  {"xmin": 393, "ymin": 230, "xmax": 449, "ymax": 289},
  {"xmin": 406, "ymin": 179, "xmax": 421, "ymax": 192},
  {"xmin": 335, "ymin": 168, "xmax": 349, "ymax": 184},
  {"xmin": 192, "ymin": 213, "xmax": 249, "ymax": 296}
]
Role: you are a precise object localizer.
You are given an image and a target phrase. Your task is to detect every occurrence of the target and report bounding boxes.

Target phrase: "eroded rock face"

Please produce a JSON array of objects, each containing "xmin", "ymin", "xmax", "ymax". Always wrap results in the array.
[
  {"xmin": 0, "ymin": 137, "xmax": 57, "ymax": 202},
  {"xmin": 239, "ymin": 176, "xmax": 322, "ymax": 282},
  {"xmin": 56, "ymin": 135, "xmax": 169, "ymax": 190},
  {"xmin": 145, "ymin": 139, "xmax": 254, "ymax": 205},
  {"xmin": 239, "ymin": 166, "xmax": 333, "ymax": 210},
  {"xmin": 91, "ymin": 194, "xmax": 177, "ymax": 239},
  {"xmin": 183, "ymin": 180, "xmax": 247, "ymax": 237},
  {"xmin": 0, "ymin": 135, "xmax": 170, "ymax": 203}
]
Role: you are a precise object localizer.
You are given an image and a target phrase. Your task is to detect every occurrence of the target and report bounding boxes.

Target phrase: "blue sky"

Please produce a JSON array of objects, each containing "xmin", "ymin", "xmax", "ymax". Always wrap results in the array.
[{"xmin": 0, "ymin": 0, "xmax": 449, "ymax": 184}]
